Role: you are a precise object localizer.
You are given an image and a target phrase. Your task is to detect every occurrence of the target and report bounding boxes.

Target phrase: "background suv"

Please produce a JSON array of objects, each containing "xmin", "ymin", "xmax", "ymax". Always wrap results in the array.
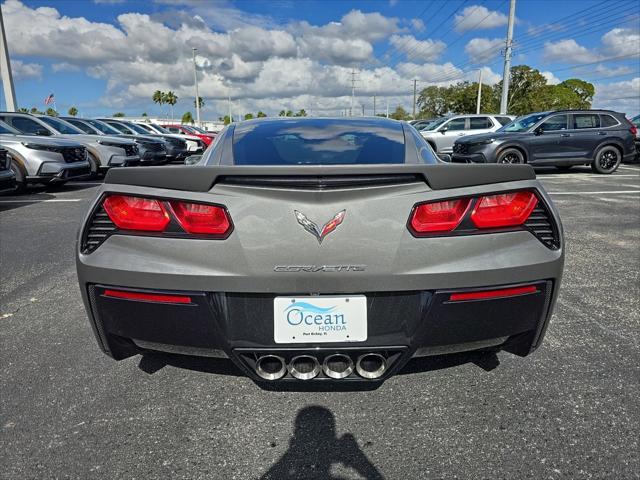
[
  {"xmin": 0, "ymin": 120, "xmax": 90, "ymax": 192},
  {"xmin": 160, "ymin": 124, "xmax": 216, "ymax": 147},
  {"xmin": 420, "ymin": 114, "xmax": 514, "ymax": 156},
  {"xmin": 0, "ymin": 112, "xmax": 140, "ymax": 175},
  {"xmin": 451, "ymin": 110, "xmax": 636, "ymax": 174}
]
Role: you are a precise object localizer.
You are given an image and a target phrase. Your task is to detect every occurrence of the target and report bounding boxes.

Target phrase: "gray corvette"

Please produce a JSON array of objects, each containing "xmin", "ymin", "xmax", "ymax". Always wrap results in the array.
[{"xmin": 76, "ymin": 118, "xmax": 564, "ymax": 385}]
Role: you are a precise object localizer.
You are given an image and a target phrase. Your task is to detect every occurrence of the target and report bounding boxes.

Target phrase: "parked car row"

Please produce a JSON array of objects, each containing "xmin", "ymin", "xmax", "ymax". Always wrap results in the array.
[
  {"xmin": 0, "ymin": 111, "xmax": 216, "ymax": 193},
  {"xmin": 415, "ymin": 109, "xmax": 637, "ymax": 174}
]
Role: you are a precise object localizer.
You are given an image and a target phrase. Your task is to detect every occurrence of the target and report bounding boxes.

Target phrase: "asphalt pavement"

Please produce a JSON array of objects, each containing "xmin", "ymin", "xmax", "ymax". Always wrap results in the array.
[{"xmin": 1, "ymin": 166, "xmax": 639, "ymax": 479}]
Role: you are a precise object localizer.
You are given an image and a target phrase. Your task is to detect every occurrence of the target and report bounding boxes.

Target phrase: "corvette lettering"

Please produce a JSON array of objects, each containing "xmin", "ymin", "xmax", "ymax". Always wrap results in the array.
[{"xmin": 273, "ymin": 265, "xmax": 366, "ymax": 272}]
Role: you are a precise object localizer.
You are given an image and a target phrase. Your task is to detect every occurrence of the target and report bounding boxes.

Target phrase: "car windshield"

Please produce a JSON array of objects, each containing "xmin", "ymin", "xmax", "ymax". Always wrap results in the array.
[
  {"xmin": 232, "ymin": 119, "xmax": 405, "ymax": 165},
  {"xmin": 190, "ymin": 125, "xmax": 209, "ymax": 134},
  {"xmin": 499, "ymin": 113, "xmax": 548, "ymax": 132},
  {"xmin": 39, "ymin": 116, "xmax": 84, "ymax": 134},
  {"xmin": 0, "ymin": 120, "xmax": 20, "ymax": 134},
  {"xmin": 151, "ymin": 123, "xmax": 171, "ymax": 134},
  {"xmin": 421, "ymin": 117, "xmax": 449, "ymax": 131},
  {"xmin": 122, "ymin": 122, "xmax": 150, "ymax": 134},
  {"xmin": 65, "ymin": 119, "xmax": 97, "ymax": 134},
  {"xmin": 85, "ymin": 119, "xmax": 122, "ymax": 135},
  {"xmin": 135, "ymin": 123, "xmax": 154, "ymax": 132},
  {"xmin": 104, "ymin": 121, "xmax": 133, "ymax": 134}
]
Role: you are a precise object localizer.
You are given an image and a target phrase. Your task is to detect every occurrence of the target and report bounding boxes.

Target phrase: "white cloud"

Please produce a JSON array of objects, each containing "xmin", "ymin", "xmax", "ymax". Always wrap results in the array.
[
  {"xmin": 389, "ymin": 34, "xmax": 446, "ymax": 62},
  {"xmin": 454, "ymin": 5, "xmax": 508, "ymax": 33},
  {"xmin": 11, "ymin": 59, "xmax": 43, "ymax": 80},
  {"xmin": 541, "ymin": 71, "xmax": 560, "ymax": 85},
  {"xmin": 601, "ymin": 28, "xmax": 640, "ymax": 57},
  {"xmin": 543, "ymin": 39, "xmax": 601, "ymax": 63},
  {"xmin": 410, "ymin": 18, "xmax": 425, "ymax": 31},
  {"xmin": 464, "ymin": 37, "xmax": 503, "ymax": 63},
  {"xmin": 592, "ymin": 77, "xmax": 640, "ymax": 116}
]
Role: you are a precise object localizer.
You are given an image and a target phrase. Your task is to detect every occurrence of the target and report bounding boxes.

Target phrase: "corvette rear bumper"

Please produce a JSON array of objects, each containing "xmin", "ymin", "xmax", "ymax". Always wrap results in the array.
[{"xmin": 81, "ymin": 280, "xmax": 557, "ymax": 383}]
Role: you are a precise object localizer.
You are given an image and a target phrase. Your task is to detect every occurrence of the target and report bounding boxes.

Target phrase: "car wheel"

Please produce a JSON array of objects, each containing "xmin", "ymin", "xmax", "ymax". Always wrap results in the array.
[
  {"xmin": 9, "ymin": 158, "xmax": 27, "ymax": 193},
  {"xmin": 592, "ymin": 145, "xmax": 621, "ymax": 174},
  {"xmin": 87, "ymin": 152, "xmax": 99, "ymax": 179},
  {"xmin": 497, "ymin": 148, "xmax": 525, "ymax": 164}
]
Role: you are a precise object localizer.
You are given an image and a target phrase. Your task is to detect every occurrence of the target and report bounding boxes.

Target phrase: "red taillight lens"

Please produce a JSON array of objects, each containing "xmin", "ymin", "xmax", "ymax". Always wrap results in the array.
[
  {"xmin": 470, "ymin": 191, "xmax": 538, "ymax": 229},
  {"xmin": 410, "ymin": 198, "xmax": 471, "ymax": 234},
  {"xmin": 169, "ymin": 201, "xmax": 231, "ymax": 235},
  {"xmin": 103, "ymin": 289, "xmax": 192, "ymax": 304},
  {"xmin": 103, "ymin": 195, "xmax": 170, "ymax": 231},
  {"xmin": 626, "ymin": 118, "xmax": 637, "ymax": 136},
  {"xmin": 449, "ymin": 285, "xmax": 538, "ymax": 302}
]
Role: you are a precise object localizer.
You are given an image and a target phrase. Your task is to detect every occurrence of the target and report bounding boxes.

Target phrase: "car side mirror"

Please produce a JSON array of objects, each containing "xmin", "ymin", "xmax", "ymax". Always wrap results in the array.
[
  {"xmin": 184, "ymin": 155, "xmax": 202, "ymax": 165},
  {"xmin": 439, "ymin": 126, "xmax": 448, "ymax": 134},
  {"xmin": 36, "ymin": 128, "xmax": 52, "ymax": 136},
  {"xmin": 533, "ymin": 126, "xmax": 543, "ymax": 136}
]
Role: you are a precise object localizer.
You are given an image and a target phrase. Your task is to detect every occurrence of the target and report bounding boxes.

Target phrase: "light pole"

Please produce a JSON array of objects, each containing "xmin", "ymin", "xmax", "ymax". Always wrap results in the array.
[
  {"xmin": 192, "ymin": 48, "xmax": 201, "ymax": 126},
  {"xmin": 0, "ymin": 7, "xmax": 17, "ymax": 111}
]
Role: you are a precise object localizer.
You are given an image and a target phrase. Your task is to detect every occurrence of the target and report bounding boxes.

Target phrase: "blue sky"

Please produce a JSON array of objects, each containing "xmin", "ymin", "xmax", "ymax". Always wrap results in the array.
[{"xmin": 2, "ymin": 0, "xmax": 639, "ymax": 118}]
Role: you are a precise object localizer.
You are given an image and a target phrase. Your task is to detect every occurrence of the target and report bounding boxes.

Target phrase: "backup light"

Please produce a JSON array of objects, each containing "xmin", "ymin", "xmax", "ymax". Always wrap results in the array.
[
  {"xmin": 409, "ymin": 198, "xmax": 471, "ymax": 234},
  {"xmin": 470, "ymin": 191, "xmax": 538, "ymax": 228},
  {"xmin": 169, "ymin": 201, "xmax": 231, "ymax": 235}
]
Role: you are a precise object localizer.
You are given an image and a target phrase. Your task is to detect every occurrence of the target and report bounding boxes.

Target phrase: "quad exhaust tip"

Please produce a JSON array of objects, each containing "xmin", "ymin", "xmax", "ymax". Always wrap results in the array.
[
  {"xmin": 322, "ymin": 353, "xmax": 354, "ymax": 379},
  {"xmin": 255, "ymin": 355, "xmax": 287, "ymax": 381},
  {"xmin": 288, "ymin": 355, "xmax": 321, "ymax": 380},
  {"xmin": 356, "ymin": 353, "xmax": 387, "ymax": 379}
]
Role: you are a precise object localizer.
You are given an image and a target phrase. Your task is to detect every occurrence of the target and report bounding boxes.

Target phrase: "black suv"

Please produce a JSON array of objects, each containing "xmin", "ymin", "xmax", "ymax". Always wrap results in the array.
[{"xmin": 451, "ymin": 110, "xmax": 636, "ymax": 174}]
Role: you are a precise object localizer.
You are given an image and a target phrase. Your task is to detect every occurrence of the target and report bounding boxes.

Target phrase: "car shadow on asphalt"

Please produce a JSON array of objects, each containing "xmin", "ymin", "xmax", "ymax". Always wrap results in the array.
[
  {"xmin": 0, "ymin": 181, "xmax": 102, "ymax": 212},
  {"xmin": 136, "ymin": 349, "xmax": 500, "ymax": 392},
  {"xmin": 258, "ymin": 405, "xmax": 385, "ymax": 480}
]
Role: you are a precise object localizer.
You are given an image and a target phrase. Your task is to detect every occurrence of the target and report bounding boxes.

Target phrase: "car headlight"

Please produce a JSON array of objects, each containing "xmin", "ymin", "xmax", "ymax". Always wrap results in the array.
[
  {"xmin": 22, "ymin": 143, "xmax": 60, "ymax": 152},
  {"xmin": 97, "ymin": 140, "xmax": 125, "ymax": 148},
  {"xmin": 471, "ymin": 139, "xmax": 494, "ymax": 146}
]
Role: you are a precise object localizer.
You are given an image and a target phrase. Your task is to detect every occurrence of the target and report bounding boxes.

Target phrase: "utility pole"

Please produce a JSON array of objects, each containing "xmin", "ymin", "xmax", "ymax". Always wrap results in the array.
[
  {"xmin": 362, "ymin": 104, "xmax": 364, "ymax": 116},
  {"xmin": 192, "ymin": 48, "xmax": 201, "ymax": 126},
  {"xmin": 476, "ymin": 69, "xmax": 483, "ymax": 114},
  {"xmin": 386, "ymin": 99, "xmax": 389, "ymax": 118},
  {"xmin": 412, "ymin": 79, "xmax": 417, "ymax": 119},
  {"xmin": 373, "ymin": 95, "xmax": 376, "ymax": 116},
  {"xmin": 350, "ymin": 68, "xmax": 357, "ymax": 117},
  {"xmin": 0, "ymin": 7, "xmax": 17, "ymax": 111},
  {"xmin": 500, "ymin": 0, "xmax": 516, "ymax": 114},
  {"xmin": 227, "ymin": 93, "xmax": 232, "ymax": 123}
]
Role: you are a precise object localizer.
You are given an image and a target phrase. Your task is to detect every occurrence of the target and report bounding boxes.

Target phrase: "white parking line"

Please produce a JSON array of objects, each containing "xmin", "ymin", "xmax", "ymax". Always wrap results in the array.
[
  {"xmin": 0, "ymin": 199, "xmax": 84, "ymax": 203},
  {"xmin": 549, "ymin": 191, "xmax": 640, "ymax": 195},
  {"xmin": 540, "ymin": 174, "xmax": 640, "ymax": 179}
]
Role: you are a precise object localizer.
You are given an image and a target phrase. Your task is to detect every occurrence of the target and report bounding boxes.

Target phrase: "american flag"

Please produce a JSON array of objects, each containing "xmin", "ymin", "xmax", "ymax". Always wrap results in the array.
[{"xmin": 44, "ymin": 93, "xmax": 55, "ymax": 105}]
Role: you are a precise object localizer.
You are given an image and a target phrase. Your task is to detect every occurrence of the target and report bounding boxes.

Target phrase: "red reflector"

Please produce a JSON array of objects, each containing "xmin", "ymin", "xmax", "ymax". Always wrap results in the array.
[
  {"xmin": 410, "ymin": 198, "xmax": 471, "ymax": 234},
  {"xmin": 103, "ymin": 289, "xmax": 192, "ymax": 304},
  {"xmin": 103, "ymin": 195, "xmax": 170, "ymax": 231},
  {"xmin": 470, "ymin": 191, "xmax": 538, "ymax": 229},
  {"xmin": 449, "ymin": 285, "xmax": 538, "ymax": 301},
  {"xmin": 169, "ymin": 201, "xmax": 231, "ymax": 235}
]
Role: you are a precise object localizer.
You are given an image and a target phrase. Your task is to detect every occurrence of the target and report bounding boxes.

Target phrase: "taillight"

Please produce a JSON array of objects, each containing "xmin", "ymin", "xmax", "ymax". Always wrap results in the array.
[
  {"xmin": 103, "ymin": 195, "xmax": 170, "ymax": 231},
  {"xmin": 470, "ymin": 191, "xmax": 538, "ymax": 228},
  {"xmin": 410, "ymin": 198, "xmax": 471, "ymax": 234},
  {"xmin": 626, "ymin": 118, "xmax": 637, "ymax": 136},
  {"xmin": 103, "ymin": 289, "xmax": 192, "ymax": 304},
  {"xmin": 169, "ymin": 201, "xmax": 231, "ymax": 235},
  {"xmin": 449, "ymin": 285, "xmax": 538, "ymax": 302},
  {"xmin": 409, "ymin": 190, "xmax": 540, "ymax": 236},
  {"xmin": 101, "ymin": 194, "xmax": 231, "ymax": 237}
]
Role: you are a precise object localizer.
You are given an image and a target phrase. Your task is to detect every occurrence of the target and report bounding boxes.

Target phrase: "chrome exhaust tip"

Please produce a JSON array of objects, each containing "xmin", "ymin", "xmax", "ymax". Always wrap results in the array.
[
  {"xmin": 322, "ymin": 353, "xmax": 354, "ymax": 379},
  {"xmin": 255, "ymin": 355, "xmax": 287, "ymax": 381},
  {"xmin": 288, "ymin": 355, "xmax": 321, "ymax": 380},
  {"xmin": 356, "ymin": 353, "xmax": 387, "ymax": 379}
]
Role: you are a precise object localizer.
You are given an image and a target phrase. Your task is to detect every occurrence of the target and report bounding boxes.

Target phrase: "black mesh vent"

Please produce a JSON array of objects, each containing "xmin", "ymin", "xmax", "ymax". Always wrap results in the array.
[
  {"xmin": 82, "ymin": 206, "xmax": 117, "ymax": 253},
  {"xmin": 60, "ymin": 146, "xmax": 87, "ymax": 163},
  {"xmin": 142, "ymin": 142, "xmax": 165, "ymax": 152},
  {"xmin": 453, "ymin": 143, "xmax": 468, "ymax": 154},
  {"xmin": 219, "ymin": 174, "xmax": 424, "ymax": 190},
  {"xmin": 524, "ymin": 201, "xmax": 560, "ymax": 249},
  {"xmin": 123, "ymin": 144, "xmax": 138, "ymax": 156}
]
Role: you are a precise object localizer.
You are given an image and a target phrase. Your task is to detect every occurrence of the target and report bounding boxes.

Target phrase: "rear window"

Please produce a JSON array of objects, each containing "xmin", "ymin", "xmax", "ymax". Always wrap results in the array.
[
  {"xmin": 232, "ymin": 119, "xmax": 405, "ymax": 165},
  {"xmin": 572, "ymin": 114, "xmax": 600, "ymax": 129},
  {"xmin": 600, "ymin": 114, "xmax": 619, "ymax": 127},
  {"xmin": 496, "ymin": 116, "xmax": 513, "ymax": 126},
  {"xmin": 469, "ymin": 117, "xmax": 493, "ymax": 129}
]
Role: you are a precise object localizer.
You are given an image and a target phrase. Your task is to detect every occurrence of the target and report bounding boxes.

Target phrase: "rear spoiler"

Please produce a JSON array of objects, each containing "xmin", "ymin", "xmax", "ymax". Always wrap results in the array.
[{"xmin": 104, "ymin": 164, "xmax": 535, "ymax": 192}]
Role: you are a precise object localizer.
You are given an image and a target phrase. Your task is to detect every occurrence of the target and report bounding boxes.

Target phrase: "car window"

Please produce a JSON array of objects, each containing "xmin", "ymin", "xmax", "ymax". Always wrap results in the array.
[
  {"xmin": 600, "ymin": 115, "xmax": 619, "ymax": 128},
  {"xmin": 232, "ymin": 119, "xmax": 405, "ymax": 165},
  {"xmin": 10, "ymin": 116, "xmax": 45, "ymax": 134},
  {"xmin": 445, "ymin": 118, "xmax": 466, "ymax": 131},
  {"xmin": 0, "ymin": 120, "xmax": 20, "ymax": 134},
  {"xmin": 496, "ymin": 116, "xmax": 513, "ymax": 126},
  {"xmin": 499, "ymin": 113, "xmax": 548, "ymax": 132},
  {"xmin": 572, "ymin": 114, "xmax": 600, "ymax": 129},
  {"xmin": 105, "ymin": 121, "xmax": 132, "ymax": 134},
  {"xmin": 85, "ymin": 119, "xmax": 122, "ymax": 135},
  {"xmin": 540, "ymin": 115, "xmax": 568, "ymax": 132},
  {"xmin": 469, "ymin": 117, "xmax": 493, "ymax": 129},
  {"xmin": 167, "ymin": 127, "xmax": 180, "ymax": 133},
  {"xmin": 39, "ymin": 116, "xmax": 83, "ymax": 134},
  {"xmin": 66, "ymin": 119, "xmax": 96, "ymax": 134}
]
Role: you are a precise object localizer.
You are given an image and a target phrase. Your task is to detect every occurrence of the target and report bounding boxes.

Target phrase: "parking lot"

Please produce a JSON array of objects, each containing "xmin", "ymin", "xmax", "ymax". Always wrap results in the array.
[{"xmin": 1, "ymin": 165, "xmax": 638, "ymax": 479}]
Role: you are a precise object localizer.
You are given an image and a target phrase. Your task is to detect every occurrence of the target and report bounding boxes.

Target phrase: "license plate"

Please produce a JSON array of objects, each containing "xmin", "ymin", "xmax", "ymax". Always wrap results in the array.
[{"xmin": 273, "ymin": 295, "xmax": 367, "ymax": 344}]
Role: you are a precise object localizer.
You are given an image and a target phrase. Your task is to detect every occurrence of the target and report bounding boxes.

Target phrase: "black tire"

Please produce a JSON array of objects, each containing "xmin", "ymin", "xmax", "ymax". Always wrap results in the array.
[
  {"xmin": 591, "ymin": 145, "xmax": 621, "ymax": 174},
  {"xmin": 9, "ymin": 158, "xmax": 27, "ymax": 193},
  {"xmin": 87, "ymin": 152, "xmax": 99, "ymax": 179},
  {"xmin": 556, "ymin": 166, "xmax": 572, "ymax": 172},
  {"xmin": 497, "ymin": 148, "xmax": 525, "ymax": 164}
]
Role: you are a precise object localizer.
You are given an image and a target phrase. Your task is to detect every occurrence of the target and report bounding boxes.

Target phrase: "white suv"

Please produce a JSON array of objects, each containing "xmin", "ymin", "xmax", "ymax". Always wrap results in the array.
[{"xmin": 420, "ymin": 114, "xmax": 514, "ymax": 157}]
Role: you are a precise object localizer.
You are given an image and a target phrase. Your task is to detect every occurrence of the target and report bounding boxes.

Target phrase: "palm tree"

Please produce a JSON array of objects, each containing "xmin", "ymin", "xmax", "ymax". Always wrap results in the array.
[
  {"xmin": 164, "ymin": 91, "xmax": 178, "ymax": 121},
  {"xmin": 17, "ymin": 107, "xmax": 29, "ymax": 113},
  {"xmin": 257, "ymin": 111, "xmax": 267, "ymax": 118},
  {"xmin": 68, "ymin": 106, "xmax": 78, "ymax": 116},
  {"xmin": 152, "ymin": 90, "xmax": 164, "ymax": 108},
  {"xmin": 181, "ymin": 111, "xmax": 194, "ymax": 124},
  {"xmin": 45, "ymin": 107, "xmax": 58, "ymax": 117},
  {"xmin": 113, "ymin": 112, "xmax": 126, "ymax": 117},
  {"xmin": 244, "ymin": 113, "xmax": 254, "ymax": 120}
]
